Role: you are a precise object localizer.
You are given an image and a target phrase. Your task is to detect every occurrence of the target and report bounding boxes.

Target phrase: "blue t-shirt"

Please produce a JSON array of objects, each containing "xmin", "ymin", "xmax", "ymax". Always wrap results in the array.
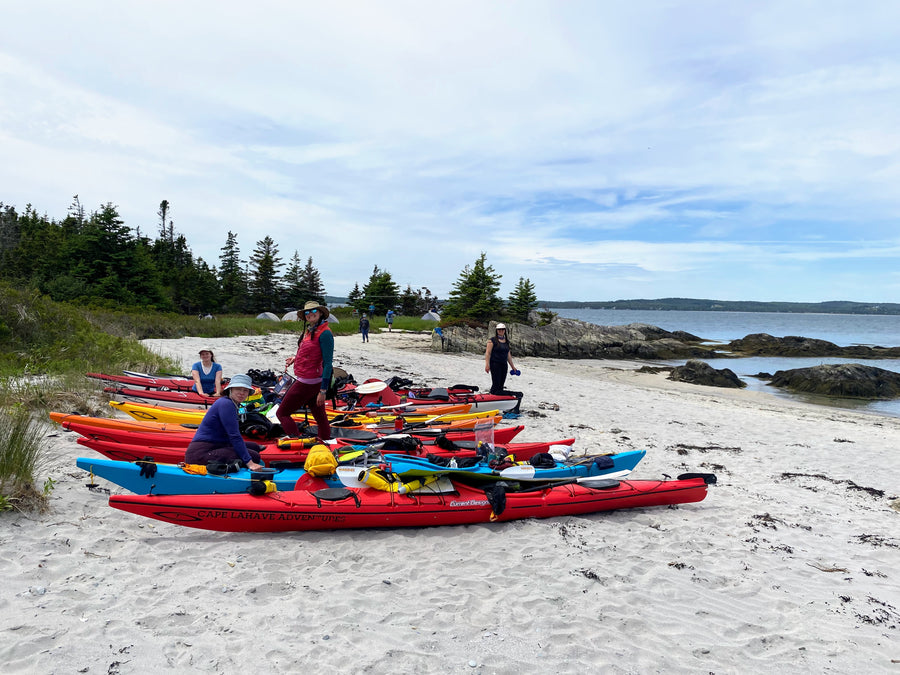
[
  {"xmin": 192, "ymin": 396, "xmax": 252, "ymax": 463},
  {"xmin": 191, "ymin": 361, "xmax": 223, "ymax": 394}
]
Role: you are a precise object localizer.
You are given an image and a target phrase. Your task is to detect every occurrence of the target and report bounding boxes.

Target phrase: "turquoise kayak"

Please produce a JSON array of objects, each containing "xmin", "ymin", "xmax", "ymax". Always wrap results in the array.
[{"xmin": 380, "ymin": 450, "xmax": 646, "ymax": 483}]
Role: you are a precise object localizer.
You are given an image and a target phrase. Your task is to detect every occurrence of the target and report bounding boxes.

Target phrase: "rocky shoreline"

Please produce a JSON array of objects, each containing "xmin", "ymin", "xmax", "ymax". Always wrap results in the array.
[
  {"xmin": 434, "ymin": 318, "xmax": 900, "ymax": 361},
  {"xmin": 434, "ymin": 318, "xmax": 900, "ymax": 399}
]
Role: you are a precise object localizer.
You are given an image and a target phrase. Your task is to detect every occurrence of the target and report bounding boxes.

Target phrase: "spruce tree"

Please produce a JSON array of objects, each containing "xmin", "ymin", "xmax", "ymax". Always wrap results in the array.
[
  {"xmin": 399, "ymin": 284, "xmax": 421, "ymax": 316},
  {"xmin": 219, "ymin": 231, "xmax": 248, "ymax": 313},
  {"xmin": 282, "ymin": 251, "xmax": 307, "ymax": 309},
  {"xmin": 362, "ymin": 265, "xmax": 400, "ymax": 314},
  {"xmin": 507, "ymin": 277, "xmax": 538, "ymax": 323},
  {"xmin": 442, "ymin": 252, "xmax": 503, "ymax": 321},
  {"xmin": 248, "ymin": 235, "xmax": 283, "ymax": 312},
  {"xmin": 347, "ymin": 282, "xmax": 364, "ymax": 312},
  {"xmin": 301, "ymin": 256, "xmax": 325, "ymax": 302}
]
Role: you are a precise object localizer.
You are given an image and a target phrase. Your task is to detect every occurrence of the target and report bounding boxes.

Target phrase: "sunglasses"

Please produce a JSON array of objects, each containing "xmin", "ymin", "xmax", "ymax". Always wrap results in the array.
[{"xmin": 304, "ymin": 309, "xmax": 318, "ymax": 316}]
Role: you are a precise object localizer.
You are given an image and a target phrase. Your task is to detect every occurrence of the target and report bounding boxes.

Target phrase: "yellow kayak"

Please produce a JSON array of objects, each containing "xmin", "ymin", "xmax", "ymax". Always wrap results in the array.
[{"xmin": 109, "ymin": 400, "xmax": 500, "ymax": 427}]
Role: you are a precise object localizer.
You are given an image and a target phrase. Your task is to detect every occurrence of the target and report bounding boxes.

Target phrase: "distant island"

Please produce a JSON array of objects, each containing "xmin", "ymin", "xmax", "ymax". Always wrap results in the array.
[{"xmin": 539, "ymin": 298, "xmax": 900, "ymax": 315}]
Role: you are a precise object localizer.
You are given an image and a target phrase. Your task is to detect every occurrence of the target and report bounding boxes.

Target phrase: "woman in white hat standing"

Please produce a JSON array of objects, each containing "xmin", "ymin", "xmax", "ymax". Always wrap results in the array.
[
  {"xmin": 184, "ymin": 373, "xmax": 263, "ymax": 470},
  {"xmin": 276, "ymin": 300, "xmax": 334, "ymax": 441},
  {"xmin": 484, "ymin": 323, "xmax": 517, "ymax": 395}
]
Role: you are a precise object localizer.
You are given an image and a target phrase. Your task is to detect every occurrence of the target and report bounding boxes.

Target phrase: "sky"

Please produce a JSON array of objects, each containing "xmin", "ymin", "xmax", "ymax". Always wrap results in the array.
[{"xmin": 2, "ymin": 1, "xmax": 900, "ymax": 304}]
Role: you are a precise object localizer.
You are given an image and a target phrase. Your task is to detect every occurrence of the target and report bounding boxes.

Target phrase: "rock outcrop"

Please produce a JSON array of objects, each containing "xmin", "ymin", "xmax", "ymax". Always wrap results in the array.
[
  {"xmin": 729, "ymin": 333, "xmax": 900, "ymax": 359},
  {"xmin": 432, "ymin": 319, "xmax": 717, "ymax": 360},
  {"xmin": 668, "ymin": 360, "xmax": 746, "ymax": 388},
  {"xmin": 766, "ymin": 363, "xmax": 900, "ymax": 399},
  {"xmin": 431, "ymin": 322, "xmax": 900, "ymax": 369}
]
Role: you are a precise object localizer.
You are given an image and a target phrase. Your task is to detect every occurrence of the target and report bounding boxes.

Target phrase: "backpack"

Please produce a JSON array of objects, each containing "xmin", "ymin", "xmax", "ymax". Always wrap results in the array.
[
  {"xmin": 326, "ymin": 366, "xmax": 355, "ymax": 400},
  {"xmin": 304, "ymin": 444, "xmax": 338, "ymax": 477},
  {"xmin": 239, "ymin": 411, "xmax": 274, "ymax": 439}
]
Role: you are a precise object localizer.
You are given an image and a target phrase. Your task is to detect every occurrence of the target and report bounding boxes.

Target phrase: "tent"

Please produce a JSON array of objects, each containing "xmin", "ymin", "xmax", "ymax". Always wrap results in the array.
[
  {"xmin": 421, "ymin": 311, "xmax": 441, "ymax": 321},
  {"xmin": 256, "ymin": 312, "xmax": 280, "ymax": 321}
]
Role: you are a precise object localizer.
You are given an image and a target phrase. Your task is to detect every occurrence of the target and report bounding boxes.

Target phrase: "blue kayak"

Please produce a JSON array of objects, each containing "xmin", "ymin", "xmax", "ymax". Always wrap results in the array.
[
  {"xmin": 76, "ymin": 450, "xmax": 645, "ymax": 496},
  {"xmin": 76, "ymin": 456, "xmax": 341, "ymax": 495}
]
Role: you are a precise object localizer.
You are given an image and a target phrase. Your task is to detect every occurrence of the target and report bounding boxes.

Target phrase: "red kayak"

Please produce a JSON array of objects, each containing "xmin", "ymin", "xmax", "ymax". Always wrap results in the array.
[
  {"xmin": 77, "ymin": 432, "xmax": 567, "ymax": 465},
  {"xmin": 402, "ymin": 387, "xmax": 521, "ymax": 414},
  {"xmin": 108, "ymin": 474, "xmax": 714, "ymax": 532},
  {"xmin": 57, "ymin": 414, "xmax": 525, "ymax": 449},
  {"xmin": 103, "ymin": 386, "xmax": 218, "ymax": 405},
  {"xmin": 87, "ymin": 372, "xmax": 199, "ymax": 391}
]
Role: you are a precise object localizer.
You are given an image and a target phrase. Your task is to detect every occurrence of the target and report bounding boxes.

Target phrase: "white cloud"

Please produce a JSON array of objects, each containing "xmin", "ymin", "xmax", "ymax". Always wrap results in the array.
[{"xmin": 3, "ymin": 2, "xmax": 900, "ymax": 302}]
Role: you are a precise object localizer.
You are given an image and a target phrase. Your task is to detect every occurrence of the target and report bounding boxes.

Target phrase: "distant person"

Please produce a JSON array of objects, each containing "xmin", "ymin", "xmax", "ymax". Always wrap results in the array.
[
  {"xmin": 386, "ymin": 309, "xmax": 395, "ymax": 332},
  {"xmin": 191, "ymin": 348, "xmax": 224, "ymax": 396},
  {"xmin": 484, "ymin": 323, "xmax": 517, "ymax": 395},
  {"xmin": 276, "ymin": 300, "xmax": 334, "ymax": 441},
  {"xmin": 184, "ymin": 374, "xmax": 263, "ymax": 470},
  {"xmin": 359, "ymin": 313, "xmax": 370, "ymax": 343},
  {"xmin": 369, "ymin": 303, "xmax": 376, "ymax": 317}
]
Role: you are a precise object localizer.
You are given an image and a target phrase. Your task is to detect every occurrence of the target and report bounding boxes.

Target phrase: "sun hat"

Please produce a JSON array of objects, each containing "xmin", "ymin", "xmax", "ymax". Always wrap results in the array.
[
  {"xmin": 495, "ymin": 323, "xmax": 507, "ymax": 330},
  {"xmin": 224, "ymin": 373, "xmax": 254, "ymax": 391},
  {"xmin": 199, "ymin": 348, "xmax": 214, "ymax": 355},
  {"xmin": 302, "ymin": 300, "xmax": 329, "ymax": 318}
]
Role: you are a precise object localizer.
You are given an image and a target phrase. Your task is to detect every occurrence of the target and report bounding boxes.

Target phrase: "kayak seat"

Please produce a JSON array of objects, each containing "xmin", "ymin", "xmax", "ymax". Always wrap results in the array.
[
  {"xmin": 419, "ymin": 388, "xmax": 450, "ymax": 401},
  {"xmin": 449, "ymin": 384, "xmax": 479, "ymax": 392},
  {"xmin": 207, "ymin": 460, "xmax": 243, "ymax": 475},
  {"xmin": 312, "ymin": 487, "xmax": 361, "ymax": 508},
  {"xmin": 580, "ymin": 478, "xmax": 620, "ymax": 490}
]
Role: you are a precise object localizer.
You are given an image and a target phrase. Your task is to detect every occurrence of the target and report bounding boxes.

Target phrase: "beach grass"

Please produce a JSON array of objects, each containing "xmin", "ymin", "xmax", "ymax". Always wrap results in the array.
[{"xmin": 0, "ymin": 406, "xmax": 53, "ymax": 512}]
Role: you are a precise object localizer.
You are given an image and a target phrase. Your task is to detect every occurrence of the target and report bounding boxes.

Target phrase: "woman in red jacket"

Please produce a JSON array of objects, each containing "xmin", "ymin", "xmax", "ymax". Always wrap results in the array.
[{"xmin": 276, "ymin": 300, "xmax": 333, "ymax": 440}]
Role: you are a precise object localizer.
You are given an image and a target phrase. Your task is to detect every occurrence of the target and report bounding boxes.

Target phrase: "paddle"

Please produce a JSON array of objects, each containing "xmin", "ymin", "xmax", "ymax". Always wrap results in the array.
[{"xmin": 397, "ymin": 412, "xmax": 453, "ymax": 433}]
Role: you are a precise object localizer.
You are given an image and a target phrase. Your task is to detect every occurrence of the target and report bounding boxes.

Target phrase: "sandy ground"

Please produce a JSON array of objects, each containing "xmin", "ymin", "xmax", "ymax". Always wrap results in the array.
[{"xmin": 2, "ymin": 329, "xmax": 899, "ymax": 674}]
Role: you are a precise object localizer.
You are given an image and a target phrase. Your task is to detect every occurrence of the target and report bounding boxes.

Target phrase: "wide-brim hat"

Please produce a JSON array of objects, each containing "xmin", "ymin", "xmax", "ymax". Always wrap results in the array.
[
  {"xmin": 495, "ymin": 323, "xmax": 507, "ymax": 330},
  {"xmin": 302, "ymin": 300, "xmax": 329, "ymax": 318},
  {"xmin": 224, "ymin": 373, "xmax": 254, "ymax": 391}
]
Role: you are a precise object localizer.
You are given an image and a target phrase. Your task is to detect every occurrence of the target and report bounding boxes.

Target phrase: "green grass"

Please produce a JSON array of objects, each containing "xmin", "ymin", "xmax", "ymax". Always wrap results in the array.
[{"xmin": 0, "ymin": 406, "xmax": 53, "ymax": 512}]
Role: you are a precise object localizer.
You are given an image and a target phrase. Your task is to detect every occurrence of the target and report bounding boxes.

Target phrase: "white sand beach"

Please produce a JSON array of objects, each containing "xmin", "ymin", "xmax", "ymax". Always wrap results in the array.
[{"xmin": 2, "ymin": 330, "xmax": 898, "ymax": 673}]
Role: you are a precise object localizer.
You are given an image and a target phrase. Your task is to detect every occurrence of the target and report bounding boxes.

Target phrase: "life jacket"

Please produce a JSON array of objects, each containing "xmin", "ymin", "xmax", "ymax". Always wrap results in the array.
[
  {"xmin": 293, "ymin": 322, "xmax": 330, "ymax": 380},
  {"xmin": 357, "ymin": 467, "xmax": 441, "ymax": 494}
]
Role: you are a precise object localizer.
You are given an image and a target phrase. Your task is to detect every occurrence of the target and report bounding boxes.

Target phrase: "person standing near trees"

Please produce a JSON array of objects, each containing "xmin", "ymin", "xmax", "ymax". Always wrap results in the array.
[
  {"xmin": 484, "ymin": 323, "xmax": 517, "ymax": 395},
  {"xmin": 359, "ymin": 313, "xmax": 370, "ymax": 343},
  {"xmin": 386, "ymin": 308, "xmax": 395, "ymax": 332},
  {"xmin": 276, "ymin": 300, "xmax": 333, "ymax": 441}
]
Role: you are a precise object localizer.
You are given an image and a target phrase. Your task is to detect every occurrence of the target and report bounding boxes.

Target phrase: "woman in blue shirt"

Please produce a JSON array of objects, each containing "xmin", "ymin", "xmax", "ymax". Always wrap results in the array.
[
  {"xmin": 191, "ymin": 348, "xmax": 224, "ymax": 396},
  {"xmin": 184, "ymin": 373, "xmax": 263, "ymax": 470}
]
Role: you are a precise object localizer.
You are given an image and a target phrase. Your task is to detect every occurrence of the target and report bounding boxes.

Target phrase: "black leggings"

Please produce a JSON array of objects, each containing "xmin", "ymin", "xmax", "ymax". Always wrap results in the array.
[
  {"xmin": 489, "ymin": 364, "xmax": 508, "ymax": 395},
  {"xmin": 184, "ymin": 440, "xmax": 263, "ymax": 465}
]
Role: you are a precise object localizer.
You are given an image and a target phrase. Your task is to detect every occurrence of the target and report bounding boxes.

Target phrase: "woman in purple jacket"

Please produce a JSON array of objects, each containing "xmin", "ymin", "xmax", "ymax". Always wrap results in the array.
[{"xmin": 184, "ymin": 373, "xmax": 263, "ymax": 470}]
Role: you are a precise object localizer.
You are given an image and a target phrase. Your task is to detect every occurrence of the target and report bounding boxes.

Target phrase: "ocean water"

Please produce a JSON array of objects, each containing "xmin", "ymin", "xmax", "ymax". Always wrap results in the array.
[{"xmin": 554, "ymin": 308, "xmax": 900, "ymax": 418}]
